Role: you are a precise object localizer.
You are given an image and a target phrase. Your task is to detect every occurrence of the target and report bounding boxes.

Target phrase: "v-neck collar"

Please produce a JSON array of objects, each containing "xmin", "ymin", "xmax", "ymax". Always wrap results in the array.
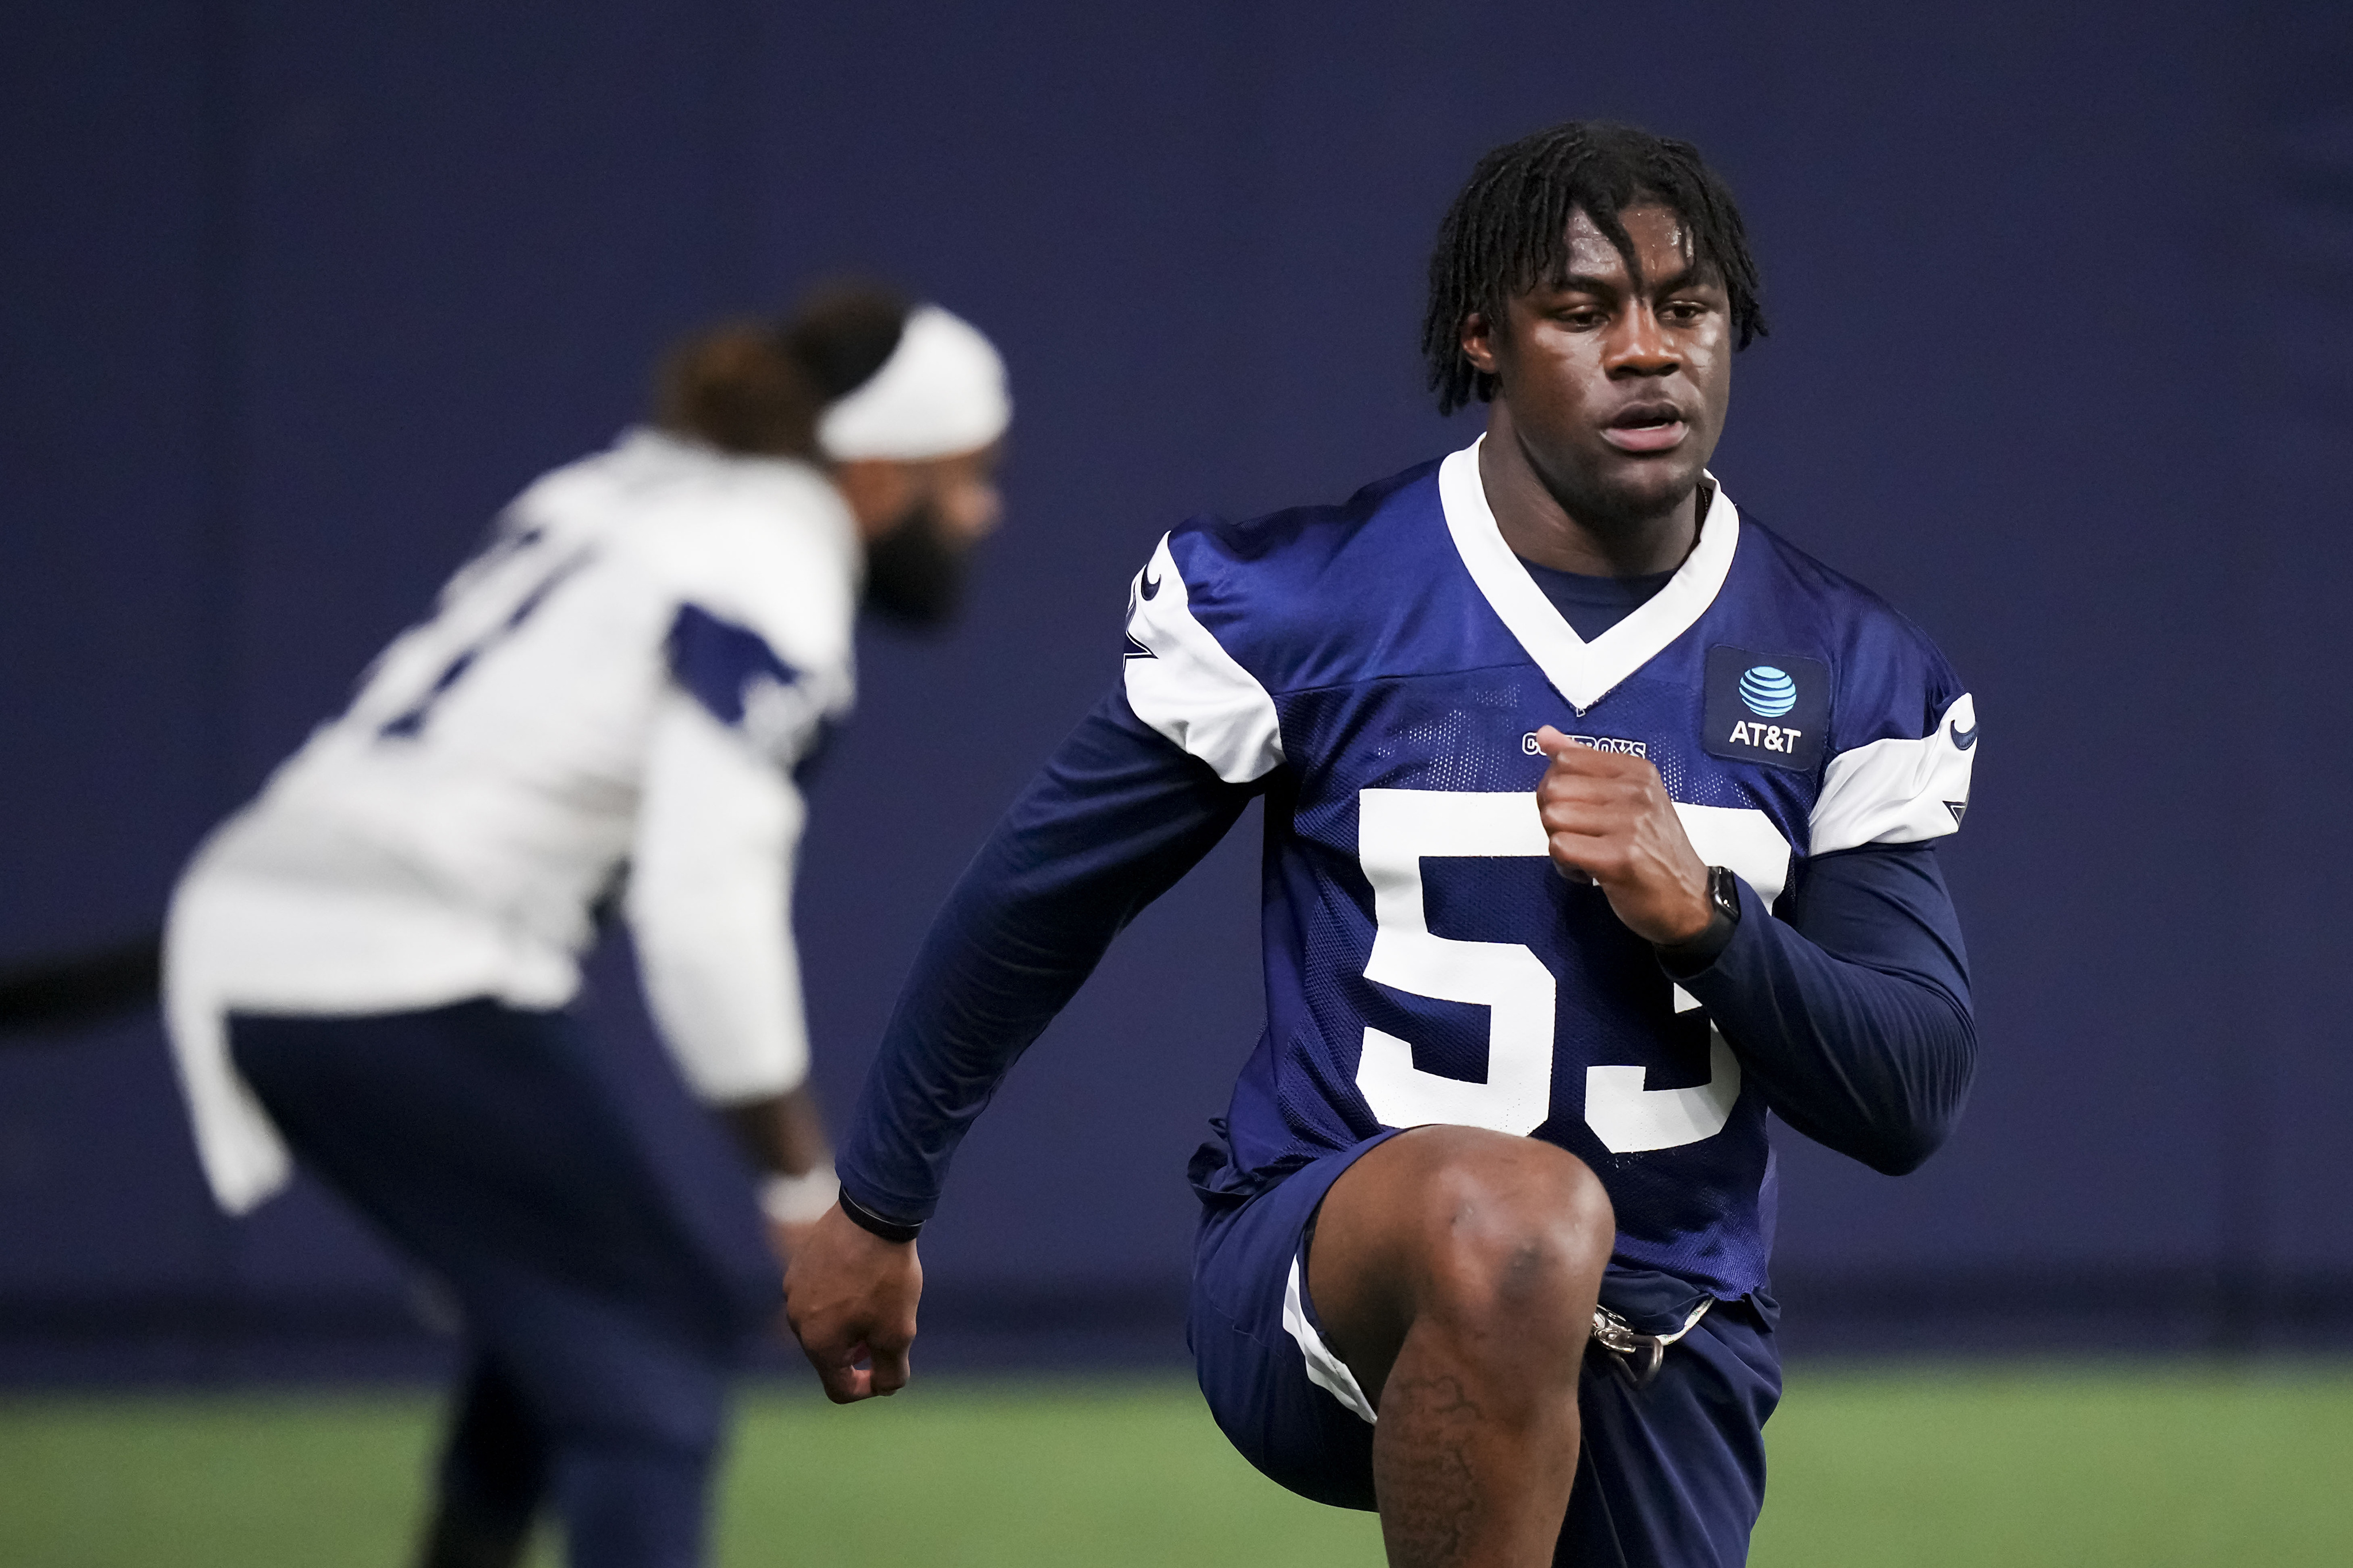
[{"xmin": 1437, "ymin": 436, "xmax": 1741, "ymax": 714}]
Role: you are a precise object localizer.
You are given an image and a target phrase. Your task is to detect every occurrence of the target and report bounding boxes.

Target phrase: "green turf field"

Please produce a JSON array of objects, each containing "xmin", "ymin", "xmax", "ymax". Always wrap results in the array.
[{"xmin": 1, "ymin": 1362, "xmax": 2348, "ymax": 1565}]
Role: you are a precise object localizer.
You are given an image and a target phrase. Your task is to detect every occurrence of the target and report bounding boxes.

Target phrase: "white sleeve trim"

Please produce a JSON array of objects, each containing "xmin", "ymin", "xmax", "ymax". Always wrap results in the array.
[
  {"xmin": 1810, "ymin": 693, "xmax": 1977, "ymax": 855},
  {"xmin": 627, "ymin": 694, "xmax": 812, "ymax": 1102},
  {"xmin": 1120, "ymin": 532, "xmax": 1284, "ymax": 783}
]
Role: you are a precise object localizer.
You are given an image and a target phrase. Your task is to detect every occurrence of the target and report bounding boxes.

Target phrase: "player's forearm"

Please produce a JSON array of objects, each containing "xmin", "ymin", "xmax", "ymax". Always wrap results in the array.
[
  {"xmin": 1669, "ymin": 843, "xmax": 1975, "ymax": 1175},
  {"xmin": 835, "ymin": 690, "xmax": 1256, "ymax": 1225},
  {"xmin": 720, "ymin": 1084, "xmax": 830, "ymax": 1177}
]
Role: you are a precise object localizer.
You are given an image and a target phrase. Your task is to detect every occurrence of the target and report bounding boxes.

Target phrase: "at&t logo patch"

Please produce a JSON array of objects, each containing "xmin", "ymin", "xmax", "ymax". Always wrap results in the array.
[
  {"xmin": 1703, "ymin": 646, "xmax": 1829, "ymax": 772},
  {"xmin": 1737, "ymin": 665, "xmax": 1797, "ymax": 717}
]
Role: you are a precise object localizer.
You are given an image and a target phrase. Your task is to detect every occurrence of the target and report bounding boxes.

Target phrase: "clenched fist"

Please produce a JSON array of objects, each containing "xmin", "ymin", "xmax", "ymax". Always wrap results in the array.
[
  {"xmin": 784, "ymin": 1204, "xmax": 922, "ymax": 1403},
  {"xmin": 1532, "ymin": 725, "xmax": 1712, "ymax": 946}
]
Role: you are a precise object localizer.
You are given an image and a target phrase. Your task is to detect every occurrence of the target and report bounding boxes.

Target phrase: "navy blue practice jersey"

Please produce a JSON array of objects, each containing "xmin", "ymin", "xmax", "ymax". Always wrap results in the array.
[{"xmin": 1118, "ymin": 440, "xmax": 1976, "ymax": 1299}]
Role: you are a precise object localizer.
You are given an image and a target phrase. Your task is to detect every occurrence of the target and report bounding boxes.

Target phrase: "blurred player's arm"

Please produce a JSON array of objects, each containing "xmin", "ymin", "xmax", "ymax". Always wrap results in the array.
[
  {"xmin": 629, "ymin": 689, "xmax": 836, "ymax": 1241},
  {"xmin": 720, "ymin": 1090, "xmax": 830, "ymax": 1184}
]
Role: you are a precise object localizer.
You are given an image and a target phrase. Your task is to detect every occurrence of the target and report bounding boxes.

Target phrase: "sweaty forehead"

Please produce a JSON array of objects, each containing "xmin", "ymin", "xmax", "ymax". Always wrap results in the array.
[{"xmin": 1552, "ymin": 203, "xmax": 1696, "ymax": 285}]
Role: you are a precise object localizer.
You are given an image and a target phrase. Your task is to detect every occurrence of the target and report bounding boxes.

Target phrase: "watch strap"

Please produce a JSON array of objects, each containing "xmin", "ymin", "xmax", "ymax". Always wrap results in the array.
[
  {"xmin": 836, "ymin": 1188, "xmax": 924, "ymax": 1244},
  {"xmin": 1657, "ymin": 865, "xmax": 1742, "ymax": 973}
]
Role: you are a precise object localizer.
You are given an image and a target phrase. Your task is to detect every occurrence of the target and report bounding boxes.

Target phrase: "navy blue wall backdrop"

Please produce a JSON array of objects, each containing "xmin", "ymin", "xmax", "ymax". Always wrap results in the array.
[{"xmin": 3, "ymin": 2, "xmax": 2348, "ymax": 1377}]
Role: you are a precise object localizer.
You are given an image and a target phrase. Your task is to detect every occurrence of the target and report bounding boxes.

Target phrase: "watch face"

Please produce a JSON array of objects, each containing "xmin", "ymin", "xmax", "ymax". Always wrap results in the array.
[{"xmin": 1711, "ymin": 867, "xmax": 1741, "ymax": 920}]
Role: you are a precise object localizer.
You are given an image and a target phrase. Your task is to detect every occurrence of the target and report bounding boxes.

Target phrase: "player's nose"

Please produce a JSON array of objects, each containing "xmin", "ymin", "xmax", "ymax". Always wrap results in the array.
[{"xmin": 1604, "ymin": 306, "xmax": 1680, "ymax": 375}]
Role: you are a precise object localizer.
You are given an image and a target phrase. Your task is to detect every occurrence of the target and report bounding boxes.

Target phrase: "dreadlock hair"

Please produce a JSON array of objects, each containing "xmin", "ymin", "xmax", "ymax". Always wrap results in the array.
[
  {"xmin": 654, "ymin": 280, "xmax": 911, "ymax": 458},
  {"xmin": 1419, "ymin": 121, "xmax": 1766, "ymax": 416}
]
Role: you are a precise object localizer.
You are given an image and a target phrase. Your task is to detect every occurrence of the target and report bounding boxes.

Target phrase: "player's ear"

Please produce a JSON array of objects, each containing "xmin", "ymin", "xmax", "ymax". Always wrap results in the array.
[{"xmin": 1459, "ymin": 309, "xmax": 1502, "ymax": 377}]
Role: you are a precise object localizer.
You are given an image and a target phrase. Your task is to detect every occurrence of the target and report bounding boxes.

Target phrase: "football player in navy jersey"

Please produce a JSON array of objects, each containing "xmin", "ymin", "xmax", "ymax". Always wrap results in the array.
[{"xmin": 788, "ymin": 122, "xmax": 1977, "ymax": 1567}]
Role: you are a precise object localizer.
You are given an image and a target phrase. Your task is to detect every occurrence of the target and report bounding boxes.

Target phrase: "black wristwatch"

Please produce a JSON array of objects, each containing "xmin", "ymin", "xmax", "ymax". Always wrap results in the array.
[
  {"xmin": 1658, "ymin": 865, "xmax": 1741, "ymax": 969},
  {"xmin": 1705, "ymin": 863, "xmax": 1742, "ymax": 928}
]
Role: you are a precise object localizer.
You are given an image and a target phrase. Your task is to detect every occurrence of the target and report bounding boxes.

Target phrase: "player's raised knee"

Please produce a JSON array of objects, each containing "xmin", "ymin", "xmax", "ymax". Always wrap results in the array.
[{"xmin": 1398, "ymin": 1129, "xmax": 1611, "ymax": 1339}]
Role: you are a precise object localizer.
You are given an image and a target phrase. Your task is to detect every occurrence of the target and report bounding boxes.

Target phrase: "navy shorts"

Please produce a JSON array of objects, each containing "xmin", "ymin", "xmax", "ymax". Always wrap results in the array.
[{"xmin": 1187, "ymin": 1132, "xmax": 1782, "ymax": 1568}]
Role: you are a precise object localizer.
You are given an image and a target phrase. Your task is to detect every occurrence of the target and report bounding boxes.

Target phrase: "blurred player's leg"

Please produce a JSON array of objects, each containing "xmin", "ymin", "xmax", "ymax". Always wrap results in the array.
[
  {"xmin": 459, "ymin": 1252, "xmax": 743, "ymax": 1568},
  {"xmin": 229, "ymin": 1003, "xmax": 779, "ymax": 1568},
  {"xmin": 421, "ymin": 1354, "xmax": 546, "ymax": 1568}
]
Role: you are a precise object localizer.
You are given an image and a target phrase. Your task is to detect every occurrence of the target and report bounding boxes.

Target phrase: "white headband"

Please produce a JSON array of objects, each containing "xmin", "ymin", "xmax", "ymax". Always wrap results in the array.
[{"xmin": 817, "ymin": 304, "xmax": 1011, "ymax": 461}]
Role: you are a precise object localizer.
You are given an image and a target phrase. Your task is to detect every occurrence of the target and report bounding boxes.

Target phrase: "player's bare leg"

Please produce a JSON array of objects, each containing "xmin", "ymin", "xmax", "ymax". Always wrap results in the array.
[{"xmin": 1309, "ymin": 1126, "xmax": 1613, "ymax": 1567}]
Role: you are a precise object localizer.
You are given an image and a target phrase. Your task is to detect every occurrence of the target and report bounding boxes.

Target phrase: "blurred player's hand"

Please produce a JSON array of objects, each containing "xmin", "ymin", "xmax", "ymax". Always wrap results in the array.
[
  {"xmin": 1533, "ymin": 725, "xmax": 1712, "ymax": 945},
  {"xmin": 784, "ymin": 1204, "xmax": 921, "ymax": 1403}
]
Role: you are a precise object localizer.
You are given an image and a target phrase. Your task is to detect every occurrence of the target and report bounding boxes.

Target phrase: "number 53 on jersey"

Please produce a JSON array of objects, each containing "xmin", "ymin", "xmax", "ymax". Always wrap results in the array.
[{"xmin": 1354, "ymin": 788, "xmax": 1790, "ymax": 1153}]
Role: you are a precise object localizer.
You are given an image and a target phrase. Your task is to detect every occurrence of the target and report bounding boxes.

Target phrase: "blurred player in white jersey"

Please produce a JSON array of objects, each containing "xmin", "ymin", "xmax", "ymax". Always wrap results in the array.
[{"xmin": 161, "ymin": 284, "xmax": 1010, "ymax": 1568}]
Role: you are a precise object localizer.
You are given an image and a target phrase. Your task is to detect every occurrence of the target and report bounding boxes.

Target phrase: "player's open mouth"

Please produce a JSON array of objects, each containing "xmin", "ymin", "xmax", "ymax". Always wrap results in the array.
[{"xmin": 1601, "ymin": 404, "xmax": 1688, "ymax": 454}]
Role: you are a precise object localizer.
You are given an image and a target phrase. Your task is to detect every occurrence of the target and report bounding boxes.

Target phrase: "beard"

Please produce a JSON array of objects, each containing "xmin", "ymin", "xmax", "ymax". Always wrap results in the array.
[{"xmin": 862, "ymin": 501, "xmax": 971, "ymax": 629}]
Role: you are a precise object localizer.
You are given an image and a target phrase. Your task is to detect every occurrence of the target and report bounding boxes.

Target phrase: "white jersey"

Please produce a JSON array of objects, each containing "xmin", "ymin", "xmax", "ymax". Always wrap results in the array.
[{"xmin": 165, "ymin": 428, "xmax": 859, "ymax": 1211}]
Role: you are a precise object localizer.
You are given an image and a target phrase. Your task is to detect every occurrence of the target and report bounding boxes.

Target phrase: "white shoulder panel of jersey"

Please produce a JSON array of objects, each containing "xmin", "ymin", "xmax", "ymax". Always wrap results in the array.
[
  {"xmin": 1810, "ymin": 693, "xmax": 1977, "ymax": 855},
  {"xmin": 1674, "ymin": 802, "xmax": 1792, "ymax": 906},
  {"xmin": 1121, "ymin": 532, "xmax": 1284, "ymax": 783}
]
